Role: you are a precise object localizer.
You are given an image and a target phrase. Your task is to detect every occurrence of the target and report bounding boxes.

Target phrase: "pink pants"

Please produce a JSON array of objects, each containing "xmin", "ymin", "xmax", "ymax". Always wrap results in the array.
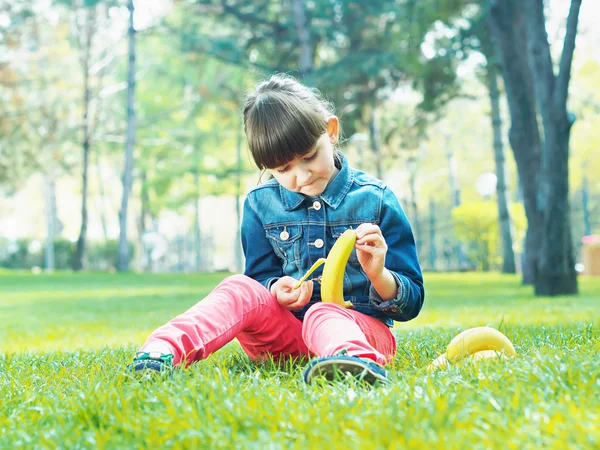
[{"xmin": 141, "ymin": 274, "xmax": 397, "ymax": 366}]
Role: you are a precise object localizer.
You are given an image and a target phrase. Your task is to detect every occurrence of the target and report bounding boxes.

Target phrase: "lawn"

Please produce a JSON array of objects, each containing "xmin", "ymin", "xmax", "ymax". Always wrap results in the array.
[{"xmin": 1, "ymin": 271, "xmax": 599, "ymax": 449}]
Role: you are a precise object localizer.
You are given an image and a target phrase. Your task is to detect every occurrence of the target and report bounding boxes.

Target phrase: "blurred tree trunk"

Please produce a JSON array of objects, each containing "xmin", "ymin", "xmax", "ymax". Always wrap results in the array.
[
  {"xmin": 445, "ymin": 146, "xmax": 461, "ymax": 209},
  {"xmin": 193, "ymin": 145, "xmax": 202, "ymax": 272},
  {"xmin": 407, "ymin": 156, "xmax": 421, "ymax": 250},
  {"xmin": 117, "ymin": 0, "xmax": 136, "ymax": 272},
  {"xmin": 291, "ymin": 0, "xmax": 312, "ymax": 77},
  {"xmin": 44, "ymin": 166, "xmax": 57, "ymax": 271},
  {"xmin": 524, "ymin": 0, "xmax": 579, "ymax": 295},
  {"xmin": 369, "ymin": 103, "xmax": 383, "ymax": 180},
  {"xmin": 488, "ymin": 0, "xmax": 580, "ymax": 295},
  {"xmin": 73, "ymin": 6, "xmax": 96, "ymax": 271},
  {"xmin": 485, "ymin": 58, "xmax": 516, "ymax": 274},
  {"xmin": 235, "ymin": 110, "xmax": 243, "ymax": 272},
  {"xmin": 95, "ymin": 146, "xmax": 109, "ymax": 241},
  {"xmin": 582, "ymin": 174, "xmax": 591, "ymax": 237}
]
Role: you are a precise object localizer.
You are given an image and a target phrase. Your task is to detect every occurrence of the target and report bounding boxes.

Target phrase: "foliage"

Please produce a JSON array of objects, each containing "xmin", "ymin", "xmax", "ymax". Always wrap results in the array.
[
  {"xmin": 451, "ymin": 201, "xmax": 526, "ymax": 271},
  {"xmin": 0, "ymin": 272, "xmax": 599, "ymax": 448},
  {"xmin": 0, "ymin": 238, "xmax": 133, "ymax": 270}
]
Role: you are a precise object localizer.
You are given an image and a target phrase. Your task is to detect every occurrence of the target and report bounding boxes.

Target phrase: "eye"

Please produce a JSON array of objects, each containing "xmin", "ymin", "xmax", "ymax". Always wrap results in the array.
[
  {"xmin": 304, "ymin": 148, "xmax": 319, "ymax": 161},
  {"xmin": 276, "ymin": 166, "xmax": 290, "ymax": 173}
]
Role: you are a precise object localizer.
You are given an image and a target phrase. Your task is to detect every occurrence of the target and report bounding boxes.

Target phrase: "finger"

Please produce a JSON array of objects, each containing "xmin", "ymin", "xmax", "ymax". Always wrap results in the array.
[
  {"xmin": 354, "ymin": 223, "xmax": 375, "ymax": 238},
  {"xmin": 356, "ymin": 235, "xmax": 387, "ymax": 250},
  {"xmin": 287, "ymin": 280, "xmax": 313, "ymax": 310},
  {"xmin": 355, "ymin": 224, "xmax": 382, "ymax": 241},
  {"xmin": 277, "ymin": 289, "xmax": 301, "ymax": 306},
  {"xmin": 355, "ymin": 244, "xmax": 385, "ymax": 256}
]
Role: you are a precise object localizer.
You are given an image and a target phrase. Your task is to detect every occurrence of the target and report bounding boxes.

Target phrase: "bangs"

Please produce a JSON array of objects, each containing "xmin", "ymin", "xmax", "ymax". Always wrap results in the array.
[{"xmin": 245, "ymin": 91, "xmax": 327, "ymax": 169}]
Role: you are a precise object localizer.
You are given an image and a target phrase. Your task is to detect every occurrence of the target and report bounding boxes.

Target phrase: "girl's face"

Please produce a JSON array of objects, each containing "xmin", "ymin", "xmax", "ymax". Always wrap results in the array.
[{"xmin": 269, "ymin": 117, "xmax": 340, "ymax": 196}]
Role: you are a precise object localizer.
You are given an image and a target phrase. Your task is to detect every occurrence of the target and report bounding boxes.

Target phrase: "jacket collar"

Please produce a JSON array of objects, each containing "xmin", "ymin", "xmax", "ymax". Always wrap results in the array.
[{"xmin": 280, "ymin": 152, "xmax": 354, "ymax": 211}]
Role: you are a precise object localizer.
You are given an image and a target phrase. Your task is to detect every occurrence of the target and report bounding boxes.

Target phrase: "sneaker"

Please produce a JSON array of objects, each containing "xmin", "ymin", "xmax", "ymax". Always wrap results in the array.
[
  {"xmin": 127, "ymin": 351, "xmax": 174, "ymax": 377},
  {"xmin": 303, "ymin": 354, "xmax": 389, "ymax": 385}
]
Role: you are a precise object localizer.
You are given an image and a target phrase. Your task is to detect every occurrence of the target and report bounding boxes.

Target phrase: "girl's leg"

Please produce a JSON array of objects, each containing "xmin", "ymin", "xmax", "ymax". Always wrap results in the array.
[
  {"xmin": 302, "ymin": 303, "xmax": 396, "ymax": 366},
  {"xmin": 140, "ymin": 274, "xmax": 309, "ymax": 366}
]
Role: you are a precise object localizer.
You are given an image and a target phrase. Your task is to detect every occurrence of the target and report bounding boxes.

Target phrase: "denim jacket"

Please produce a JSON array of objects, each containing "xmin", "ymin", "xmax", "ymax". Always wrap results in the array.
[{"xmin": 241, "ymin": 152, "xmax": 424, "ymax": 327}]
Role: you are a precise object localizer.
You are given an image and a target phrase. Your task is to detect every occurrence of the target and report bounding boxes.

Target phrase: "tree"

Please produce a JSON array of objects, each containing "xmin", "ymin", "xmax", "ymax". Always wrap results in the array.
[
  {"xmin": 64, "ymin": 0, "xmax": 118, "ymax": 270},
  {"xmin": 488, "ymin": 0, "xmax": 581, "ymax": 295},
  {"xmin": 116, "ymin": 0, "xmax": 136, "ymax": 272},
  {"xmin": 481, "ymin": 19, "xmax": 517, "ymax": 274}
]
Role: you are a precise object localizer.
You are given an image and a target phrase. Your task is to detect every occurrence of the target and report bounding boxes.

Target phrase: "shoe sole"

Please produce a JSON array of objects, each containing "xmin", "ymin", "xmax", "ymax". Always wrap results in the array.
[{"xmin": 304, "ymin": 359, "xmax": 388, "ymax": 385}]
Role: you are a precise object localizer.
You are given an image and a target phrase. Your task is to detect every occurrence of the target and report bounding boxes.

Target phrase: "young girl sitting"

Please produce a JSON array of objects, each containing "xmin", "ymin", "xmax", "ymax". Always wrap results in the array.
[{"xmin": 130, "ymin": 74, "xmax": 424, "ymax": 385}]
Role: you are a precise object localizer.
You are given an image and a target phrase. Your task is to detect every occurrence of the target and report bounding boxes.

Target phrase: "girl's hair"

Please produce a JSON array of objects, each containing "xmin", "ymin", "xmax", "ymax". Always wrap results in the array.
[{"xmin": 243, "ymin": 73, "xmax": 339, "ymax": 170}]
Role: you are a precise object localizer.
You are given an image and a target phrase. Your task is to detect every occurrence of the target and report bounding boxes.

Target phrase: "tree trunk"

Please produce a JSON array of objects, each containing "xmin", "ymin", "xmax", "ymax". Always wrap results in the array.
[
  {"xmin": 445, "ymin": 146, "xmax": 461, "ymax": 208},
  {"xmin": 44, "ymin": 167, "xmax": 56, "ymax": 271},
  {"xmin": 408, "ymin": 157, "xmax": 420, "ymax": 250},
  {"xmin": 488, "ymin": 0, "xmax": 580, "ymax": 295},
  {"xmin": 95, "ymin": 145, "xmax": 109, "ymax": 241},
  {"xmin": 369, "ymin": 104, "xmax": 383, "ymax": 180},
  {"xmin": 291, "ymin": 0, "xmax": 312, "ymax": 77},
  {"xmin": 488, "ymin": 0, "xmax": 543, "ymax": 285},
  {"xmin": 193, "ymin": 155, "xmax": 202, "ymax": 273},
  {"xmin": 444, "ymin": 141, "xmax": 467, "ymax": 270},
  {"xmin": 429, "ymin": 199, "xmax": 436, "ymax": 270},
  {"xmin": 486, "ymin": 60, "xmax": 516, "ymax": 274},
  {"xmin": 138, "ymin": 170, "xmax": 150, "ymax": 271},
  {"xmin": 73, "ymin": 7, "xmax": 96, "ymax": 272},
  {"xmin": 117, "ymin": 0, "xmax": 136, "ymax": 272},
  {"xmin": 582, "ymin": 174, "xmax": 591, "ymax": 237},
  {"xmin": 235, "ymin": 111, "xmax": 243, "ymax": 272},
  {"xmin": 524, "ymin": 0, "xmax": 579, "ymax": 295}
]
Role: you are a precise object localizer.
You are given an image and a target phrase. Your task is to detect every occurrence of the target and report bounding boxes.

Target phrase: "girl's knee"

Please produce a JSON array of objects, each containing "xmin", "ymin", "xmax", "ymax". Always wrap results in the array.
[
  {"xmin": 304, "ymin": 302, "xmax": 343, "ymax": 321},
  {"xmin": 217, "ymin": 274, "xmax": 277, "ymax": 307},
  {"xmin": 219, "ymin": 273, "xmax": 252, "ymax": 286},
  {"xmin": 302, "ymin": 303, "xmax": 345, "ymax": 337}
]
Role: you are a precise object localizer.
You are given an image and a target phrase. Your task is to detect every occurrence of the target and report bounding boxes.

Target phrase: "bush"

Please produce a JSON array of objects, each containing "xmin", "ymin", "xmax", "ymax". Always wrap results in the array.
[
  {"xmin": 451, "ymin": 201, "xmax": 526, "ymax": 271},
  {"xmin": 0, "ymin": 238, "xmax": 134, "ymax": 271}
]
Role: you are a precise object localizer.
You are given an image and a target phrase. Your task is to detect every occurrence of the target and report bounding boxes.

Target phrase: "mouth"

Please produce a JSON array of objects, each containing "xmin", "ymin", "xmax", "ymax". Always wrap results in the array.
[{"xmin": 301, "ymin": 180, "xmax": 317, "ymax": 190}]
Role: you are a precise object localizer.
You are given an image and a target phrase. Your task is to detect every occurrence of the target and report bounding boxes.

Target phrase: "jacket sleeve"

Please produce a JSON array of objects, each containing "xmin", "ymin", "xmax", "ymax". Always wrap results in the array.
[
  {"xmin": 368, "ymin": 187, "xmax": 425, "ymax": 322},
  {"xmin": 241, "ymin": 194, "xmax": 283, "ymax": 290}
]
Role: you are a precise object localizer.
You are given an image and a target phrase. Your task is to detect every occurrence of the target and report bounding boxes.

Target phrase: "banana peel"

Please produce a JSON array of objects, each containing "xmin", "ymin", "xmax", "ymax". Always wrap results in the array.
[
  {"xmin": 294, "ymin": 229, "xmax": 356, "ymax": 308},
  {"xmin": 427, "ymin": 326, "xmax": 516, "ymax": 372}
]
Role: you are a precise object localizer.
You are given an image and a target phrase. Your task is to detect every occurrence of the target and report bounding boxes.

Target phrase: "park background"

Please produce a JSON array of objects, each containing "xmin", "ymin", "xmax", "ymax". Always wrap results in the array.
[
  {"xmin": 1, "ymin": 0, "xmax": 599, "ymax": 284},
  {"xmin": 1, "ymin": 1, "xmax": 600, "ymax": 448}
]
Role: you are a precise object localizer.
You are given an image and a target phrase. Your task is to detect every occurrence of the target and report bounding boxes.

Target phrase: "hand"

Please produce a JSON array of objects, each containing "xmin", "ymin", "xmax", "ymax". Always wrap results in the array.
[
  {"xmin": 270, "ymin": 276, "xmax": 314, "ymax": 311},
  {"xmin": 354, "ymin": 223, "xmax": 388, "ymax": 280}
]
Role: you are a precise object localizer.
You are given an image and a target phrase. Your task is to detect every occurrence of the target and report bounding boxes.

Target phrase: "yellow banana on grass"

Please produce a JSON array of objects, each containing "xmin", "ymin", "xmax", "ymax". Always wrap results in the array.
[
  {"xmin": 293, "ymin": 229, "xmax": 356, "ymax": 308},
  {"xmin": 427, "ymin": 326, "xmax": 516, "ymax": 372}
]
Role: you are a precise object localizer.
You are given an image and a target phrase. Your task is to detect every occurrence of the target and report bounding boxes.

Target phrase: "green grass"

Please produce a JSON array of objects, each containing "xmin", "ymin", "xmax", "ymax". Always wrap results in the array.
[{"xmin": 1, "ymin": 272, "xmax": 599, "ymax": 449}]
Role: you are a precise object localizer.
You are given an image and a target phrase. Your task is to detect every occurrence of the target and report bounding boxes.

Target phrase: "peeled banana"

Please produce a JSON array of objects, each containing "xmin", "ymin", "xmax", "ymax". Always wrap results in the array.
[
  {"xmin": 320, "ymin": 230, "xmax": 356, "ymax": 308},
  {"xmin": 427, "ymin": 326, "xmax": 516, "ymax": 371},
  {"xmin": 293, "ymin": 229, "xmax": 356, "ymax": 308},
  {"xmin": 446, "ymin": 326, "xmax": 516, "ymax": 362}
]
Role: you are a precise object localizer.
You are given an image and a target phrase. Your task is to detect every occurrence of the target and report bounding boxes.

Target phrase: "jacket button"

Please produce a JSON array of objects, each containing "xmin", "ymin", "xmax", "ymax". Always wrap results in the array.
[
  {"xmin": 280, "ymin": 231, "xmax": 290, "ymax": 241},
  {"xmin": 312, "ymin": 201, "xmax": 321, "ymax": 210},
  {"xmin": 314, "ymin": 239, "xmax": 324, "ymax": 248}
]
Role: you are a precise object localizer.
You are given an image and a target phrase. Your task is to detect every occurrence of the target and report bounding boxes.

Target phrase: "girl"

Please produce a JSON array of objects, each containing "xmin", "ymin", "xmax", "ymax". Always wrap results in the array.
[{"xmin": 131, "ymin": 74, "xmax": 424, "ymax": 385}]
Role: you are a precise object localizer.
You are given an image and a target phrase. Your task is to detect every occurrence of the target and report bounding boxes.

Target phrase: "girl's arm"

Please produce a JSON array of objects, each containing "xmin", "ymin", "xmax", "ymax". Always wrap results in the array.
[
  {"xmin": 241, "ymin": 195, "xmax": 284, "ymax": 290},
  {"xmin": 370, "ymin": 187, "xmax": 425, "ymax": 322}
]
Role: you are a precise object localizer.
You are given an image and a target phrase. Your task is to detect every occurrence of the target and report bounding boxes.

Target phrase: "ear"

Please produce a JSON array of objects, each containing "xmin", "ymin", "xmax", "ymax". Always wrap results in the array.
[{"xmin": 327, "ymin": 116, "xmax": 339, "ymax": 144}]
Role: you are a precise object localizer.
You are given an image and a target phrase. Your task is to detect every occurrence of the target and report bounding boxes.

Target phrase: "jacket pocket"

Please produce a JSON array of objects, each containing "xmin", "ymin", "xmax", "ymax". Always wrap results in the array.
[{"xmin": 265, "ymin": 225, "xmax": 303, "ymax": 266}]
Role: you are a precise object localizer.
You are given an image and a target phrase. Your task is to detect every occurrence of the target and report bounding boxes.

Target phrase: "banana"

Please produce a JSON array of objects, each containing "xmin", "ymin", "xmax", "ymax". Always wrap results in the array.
[
  {"xmin": 293, "ymin": 258, "xmax": 326, "ymax": 289},
  {"xmin": 445, "ymin": 326, "xmax": 516, "ymax": 362},
  {"xmin": 320, "ymin": 229, "xmax": 356, "ymax": 308},
  {"xmin": 293, "ymin": 229, "xmax": 355, "ymax": 308},
  {"xmin": 427, "ymin": 353, "xmax": 449, "ymax": 372},
  {"xmin": 469, "ymin": 349, "xmax": 508, "ymax": 361},
  {"xmin": 427, "ymin": 349, "xmax": 508, "ymax": 372}
]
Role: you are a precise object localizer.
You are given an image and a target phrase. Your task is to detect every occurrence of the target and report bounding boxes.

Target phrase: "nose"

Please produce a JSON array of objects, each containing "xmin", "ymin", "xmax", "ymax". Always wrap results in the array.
[{"xmin": 296, "ymin": 165, "xmax": 312, "ymax": 186}]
